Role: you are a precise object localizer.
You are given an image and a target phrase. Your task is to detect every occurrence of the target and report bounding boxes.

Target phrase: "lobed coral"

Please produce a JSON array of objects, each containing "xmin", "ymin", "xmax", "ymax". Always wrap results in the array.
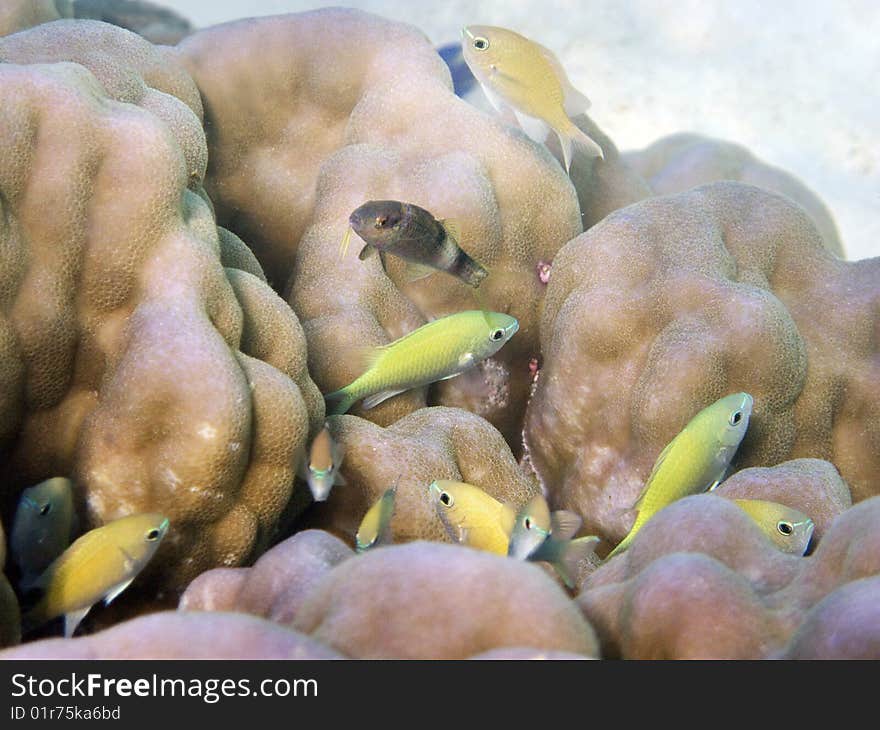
[
  {"xmin": 0, "ymin": 21, "xmax": 323, "ymax": 600},
  {"xmin": 578, "ymin": 495, "xmax": 880, "ymax": 659},
  {"xmin": 524, "ymin": 182, "xmax": 879, "ymax": 549}
]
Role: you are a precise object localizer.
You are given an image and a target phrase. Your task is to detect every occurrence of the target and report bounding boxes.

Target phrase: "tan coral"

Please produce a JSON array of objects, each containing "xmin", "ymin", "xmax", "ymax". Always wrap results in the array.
[
  {"xmin": 578, "ymin": 495, "xmax": 880, "ymax": 659},
  {"xmin": 524, "ymin": 182, "xmax": 879, "ymax": 547},
  {"xmin": 175, "ymin": 9, "xmax": 583, "ymax": 446},
  {"xmin": 0, "ymin": 22, "xmax": 323, "ymax": 598},
  {"xmin": 293, "ymin": 541, "xmax": 599, "ymax": 659},
  {"xmin": 625, "ymin": 132, "xmax": 844, "ymax": 256},
  {"xmin": 298, "ymin": 407, "xmax": 540, "ymax": 546},
  {"xmin": 0, "ymin": 0, "xmax": 70, "ymax": 37}
]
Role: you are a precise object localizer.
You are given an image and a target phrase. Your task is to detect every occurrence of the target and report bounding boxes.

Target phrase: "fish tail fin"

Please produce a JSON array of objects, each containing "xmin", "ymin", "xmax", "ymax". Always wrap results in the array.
[
  {"xmin": 455, "ymin": 251, "xmax": 489, "ymax": 288},
  {"xmin": 554, "ymin": 536, "xmax": 600, "ymax": 589},
  {"xmin": 557, "ymin": 119, "xmax": 604, "ymax": 172},
  {"xmin": 324, "ymin": 387, "xmax": 357, "ymax": 416}
]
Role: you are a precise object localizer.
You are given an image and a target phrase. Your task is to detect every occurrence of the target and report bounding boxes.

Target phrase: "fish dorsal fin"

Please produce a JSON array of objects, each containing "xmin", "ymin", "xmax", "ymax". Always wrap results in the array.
[
  {"xmin": 631, "ymin": 439, "xmax": 675, "ymax": 510},
  {"xmin": 439, "ymin": 218, "xmax": 462, "ymax": 244},
  {"xmin": 535, "ymin": 43, "xmax": 592, "ymax": 116},
  {"xmin": 550, "ymin": 510, "xmax": 582, "ymax": 540}
]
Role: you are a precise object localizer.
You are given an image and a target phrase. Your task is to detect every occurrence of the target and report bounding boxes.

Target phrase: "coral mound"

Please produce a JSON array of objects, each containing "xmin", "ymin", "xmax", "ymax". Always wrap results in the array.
[{"xmin": 525, "ymin": 181, "xmax": 879, "ymax": 547}]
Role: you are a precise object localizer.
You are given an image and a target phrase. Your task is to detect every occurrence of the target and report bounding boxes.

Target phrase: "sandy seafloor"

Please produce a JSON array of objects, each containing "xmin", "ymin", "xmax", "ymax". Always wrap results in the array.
[{"xmin": 168, "ymin": 0, "xmax": 879, "ymax": 261}]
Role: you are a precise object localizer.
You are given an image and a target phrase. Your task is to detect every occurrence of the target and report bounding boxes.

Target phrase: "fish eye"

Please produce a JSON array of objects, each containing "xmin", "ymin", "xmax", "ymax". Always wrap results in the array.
[
  {"xmin": 777, "ymin": 521, "xmax": 794, "ymax": 536},
  {"xmin": 729, "ymin": 410, "xmax": 743, "ymax": 426},
  {"xmin": 146, "ymin": 528, "xmax": 161, "ymax": 541},
  {"xmin": 439, "ymin": 491, "xmax": 454, "ymax": 507},
  {"xmin": 39, "ymin": 503, "xmax": 52, "ymax": 516},
  {"xmin": 473, "ymin": 37, "xmax": 489, "ymax": 51},
  {"xmin": 524, "ymin": 517, "xmax": 532, "ymax": 530},
  {"xmin": 490, "ymin": 328, "xmax": 505, "ymax": 341}
]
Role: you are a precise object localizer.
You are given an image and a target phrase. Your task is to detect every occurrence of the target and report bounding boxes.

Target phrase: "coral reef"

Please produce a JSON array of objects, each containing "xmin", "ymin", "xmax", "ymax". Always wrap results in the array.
[
  {"xmin": 72, "ymin": 0, "xmax": 193, "ymax": 45},
  {"xmin": 176, "ymin": 9, "xmax": 583, "ymax": 446},
  {"xmin": 298, "ymin": 408, "xmax": 539, "ymax": 545},
  {"xmin": 524, "ymin": 182, "xmax": 879, "ymax": 548},
  {"xmin": 625, "ymin": 132, "xmax": 844, "ymax": 257},
  {"xmin": 0, "ymin": 611, "xmax": 342, "ymax": 659},
  {"xmin": 0, "ymin": 21, "xmax": 323, "ymax": 598},
  {"xmin": 0, "ymin": 0, "xmax": 70, "ymax": 37},
  {"xmin": 292, "ymin": 541, "xmax": 598, "ymax": 659},
  {"xmin": 578, "ymin": 495, "xmax": 880, "ymax": 659}
]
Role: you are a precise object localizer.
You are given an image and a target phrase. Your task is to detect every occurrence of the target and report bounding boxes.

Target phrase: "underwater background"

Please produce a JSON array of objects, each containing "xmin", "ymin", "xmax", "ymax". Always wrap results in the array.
[{"xmin": 0, "ymin": 0, "xmax": 877, "ymax": 659}]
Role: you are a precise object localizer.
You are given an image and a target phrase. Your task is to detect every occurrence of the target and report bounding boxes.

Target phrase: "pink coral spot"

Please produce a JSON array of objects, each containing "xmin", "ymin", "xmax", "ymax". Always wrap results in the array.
[{"xmin": 537, "ymin": 260, "xmax": 552, "ymax": 285}]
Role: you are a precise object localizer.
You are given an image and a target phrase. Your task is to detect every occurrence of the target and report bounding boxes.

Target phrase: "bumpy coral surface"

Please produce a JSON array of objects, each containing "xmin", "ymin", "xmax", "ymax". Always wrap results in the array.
[
  {"xmin": 298, "ymin": 407, "xmax": 539, "ymax": 545},
  {"xmin": 578, "ymin": 495, "xmax": 880, "ymax": 659},
  {"xmin": 625, "ymin": 132, "xmax": 844, "ymax": 257},
  {"xmin": 0, "ymin": 21, "xmax": 323, "ymax": 596},
  {"xmin": 0, "ymin": 0, "xmax": 69, "ymax": 37},
  {"xmin": 525, "ymin": 182, "xmax": 879, "ymax": 547},
  {"xmin": 0, "ymin": 611, "xmax": 342, "ymax": 659},
  {"xmin": 293, "ymin": 541, "xmax": 599, "ymax": 659},
  {"xmin": 176, "ymin": 9, "xmax": 583, "ymax": 446},
  {"xmin": 72, "ymin": 0, "xmax": 193, "ymax": 45}
]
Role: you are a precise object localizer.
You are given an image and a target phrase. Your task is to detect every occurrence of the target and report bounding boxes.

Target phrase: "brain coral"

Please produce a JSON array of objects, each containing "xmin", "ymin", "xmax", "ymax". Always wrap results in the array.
[
  {"xmin": 0, "ymin": 22, "xmax": 323, "ymax": 596},
  {"xmin": 625, "ymin": 132, "xmax": 844, "ymax": 257},
  {"xmin": 578, "ymin": 495, "xmax": 880, "ymax": 659},
  {"xmin": 293, "ymin": 541, "xmax": 599, "ymax": 659},
  {"xmin": 0, "ymin": 1, "xmax": 70, "ymax": 37},
  {"xmin": 297, "ymin": 407, "xmax": 539, "ymax": 546},
  {"xmin": 524, "ymin": 181, "xmax": 879, "ymax": 547},
  {"xmin": 176, "ymin": 9, "xmax": 583, "ymax": 446}
]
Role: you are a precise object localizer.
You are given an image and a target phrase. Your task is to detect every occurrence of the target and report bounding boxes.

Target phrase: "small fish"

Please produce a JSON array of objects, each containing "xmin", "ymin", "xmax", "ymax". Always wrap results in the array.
[
  {"xmin": 341, "ymin": 200, "xmax": 489, "ymax": 288},
  {"xmin": 429, "ymin": 480, "xmax": 515, "ymax": 555},
  {"xmin": 732, "ymin": 499, "xmax": 814, "ymax": 555},
  {"xmin": 461, "ymin": 25, "xmax": 604, "ymax": 171},
  {"xmin": 22, "ymin": 513, "xmax": 170, "ymax": 637},
  {"xmin": 356, "ymin": 486, "xmax": 397, "ymax": 553},
  {"xmin": 437, "ymin": 41, "xmax": 479, "ymax": 97},
  {"xmin": 508, "ymin": 493, "xmax": 599, "ymax": 588},
  {"xmin": 324, "ymin": 310, "xmax": 519, "ymax": 415},
  {"xmin": 11, "ymin": 477, "xmax": 75, "ymax": 587},
  {"xmin": 300, "ymin": 423, "xmax": 346, "ymax": 502},
  {"xmin": 608, "ymin": 392, "xmax": 754, "ymax": 559}
]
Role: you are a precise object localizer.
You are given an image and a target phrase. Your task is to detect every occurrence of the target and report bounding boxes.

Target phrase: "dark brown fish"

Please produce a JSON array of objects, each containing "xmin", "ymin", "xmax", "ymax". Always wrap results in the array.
[{"xmin": 344, "ymin": 200, "xmax": 488, "ymax": 288}]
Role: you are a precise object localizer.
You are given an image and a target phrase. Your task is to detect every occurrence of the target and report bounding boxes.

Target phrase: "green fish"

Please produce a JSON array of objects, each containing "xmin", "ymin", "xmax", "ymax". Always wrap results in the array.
[
  {"xmin": 356, "ymin": 486, "xmax": 397, "ymax": 553},
  {"xmin": 508, "ymin": 493, "xmax": 599, "ymax": 588},
  {"xmin": 608, "ymin": 392, "xmax": 754, "ymax": 559},
  {"xmin": 733, "ymin": 498, "xmax": 814, "ymax": 555},
  {"xmin": 11, "ymin": 477, "xmax": 75, "ymax": 587},
  {"xmin": 324, "ymin": 310, "xmax": 519, "ymax": 415},
  {"xmin": 22, "ymin": 513, "xmax": 170, "ymax": 637}
]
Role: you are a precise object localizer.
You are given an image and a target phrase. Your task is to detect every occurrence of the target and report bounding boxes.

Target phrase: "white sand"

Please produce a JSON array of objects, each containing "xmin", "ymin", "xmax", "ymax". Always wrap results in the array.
[{"xmin": 170, "ymin": 1, "xmax": 879, "ymax": 260}]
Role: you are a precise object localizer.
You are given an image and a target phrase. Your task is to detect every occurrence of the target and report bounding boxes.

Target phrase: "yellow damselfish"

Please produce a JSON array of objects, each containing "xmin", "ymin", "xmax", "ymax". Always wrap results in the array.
[
  {"xmin": 356, "ymin": 486, "xmax": 397, "ymax": 553},
  {"xmin": 461, "ymin": 24, "xmax": 604, "ymax": 172},
  {"xmin": 324, "ymin": 310, "xmax": 518, "ymax": 415},
  {"xmin": 733, "ymin": 498, "xmax": 814, "ymax": 555},
  {"xmin": 608, "ymin": 392, "xmax": 754, "ymax": 558},
  {"xmin": 22, "ymin": 513, "xmax": 170, "ymax": 637},
  {"xmin": 429, "ymin": 480, "xmax": 515, "ymax": 555}
]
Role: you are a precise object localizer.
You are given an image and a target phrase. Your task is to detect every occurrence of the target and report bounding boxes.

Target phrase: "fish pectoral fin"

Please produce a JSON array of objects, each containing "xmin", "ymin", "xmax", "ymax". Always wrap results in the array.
[
  {"xmin": 456, "ymin": 351, "xmax": 475, "ymax": 370},
  {"xmin": 438, "ymin": 218, "xmax": 462, "ymax": 244},
  {"xmin": 118, "ymin": 546, "xmax": 137, "ymax": 574},
  {"xmin": 512, "ymin": 109, "xmax": 553, "ymax": 145},
  {"xmin": 64, "ymin": 606, "xmax": 93, "ymax": 638},
  {"xmin": 334, "ymin": 470, "xmax": 347, "ymax": 487},
  {"xmin": 104, "ymin": 577, "xmax": 135, "ymax": 607},
  {"xmin": 361, "ymin": 389, "xmax": 407, "ymax": 410},
  {"xmin": 358, "ymin": 244, "xmax": 375, "ymax": 261},
  {"xmin": 403, "ymin": 261, "xmax": 436, "ymax": 282},
  {"xmin": 550, "ymin": 510, "xmax": 583, "ymax": 541},
  {"xmin": 457, "ymin": 526, "xmax": 470, "ymax": 544}
]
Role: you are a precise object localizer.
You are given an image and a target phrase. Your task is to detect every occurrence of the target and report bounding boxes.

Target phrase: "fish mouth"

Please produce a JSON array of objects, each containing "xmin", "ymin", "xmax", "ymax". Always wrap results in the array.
[{"xmin": 506, "ymin": 320, "xmax": 520, "ymax": 338}]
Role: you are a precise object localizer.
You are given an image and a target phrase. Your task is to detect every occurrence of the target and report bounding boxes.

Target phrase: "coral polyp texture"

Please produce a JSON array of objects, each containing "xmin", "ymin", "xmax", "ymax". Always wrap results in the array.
[
  {"xmin": 578, "ymin": 495, "xmax": 880, "ymax": 659},
  {"xmin": 524, "ymin": 181, "xmax": 879, "ymax": 549},
  {"xmin": 176, "ymin": 9, "xmax": 582, "ymax": 445},
  {"xmin": 0, "ymin": 21, "xmax": 323, "ymax": 597}
]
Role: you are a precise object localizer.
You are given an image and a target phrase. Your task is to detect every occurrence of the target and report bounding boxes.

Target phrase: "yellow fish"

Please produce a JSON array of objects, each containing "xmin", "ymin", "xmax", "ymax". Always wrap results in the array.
[
  {"xmin": 461, "ymin": 24, "xmax": 604, "ymax": 171},
  {"xmin": 22, "ymin": 513, "xmax": 170, "ymax": 637},
  {"xmin": 324, "ymin": 310, "xmax": 518, "ymax": 415},
  {"xmin": 508, "ymin": 493, "xmax": 599, "ymax": 588},
  {"xmin": 300, "ymin": 423, "xmax": 346, "ymax": 502},
  {"xmin": 733, "ymin": 499, "xmax": 814, "ymax": 555},
  {"xmin": 356, "ymin": 486, "xmax": 397, "ymax": 553},
  {"xmin": 608, "ymin": 392, "xmax": 754, "ymax": 558},
  {"xmin": 429, "ymin": 480, "xmax": 515, "ymax": 555},
  {"xmin": 11, "ymin": 477, "xmax": 75, "ymax": 587}
]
